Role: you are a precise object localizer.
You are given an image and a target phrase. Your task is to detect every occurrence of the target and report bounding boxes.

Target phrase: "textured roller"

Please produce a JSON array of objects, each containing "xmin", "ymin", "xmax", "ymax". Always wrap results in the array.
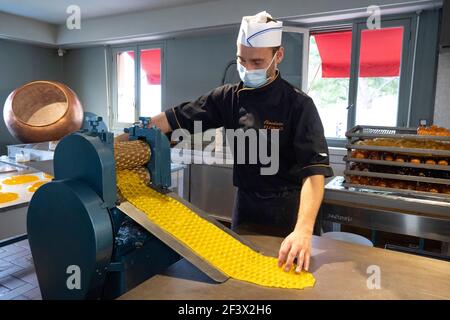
[{"xmin": 114, "ymin": 140, "xmax": 151, "ymax": 170}]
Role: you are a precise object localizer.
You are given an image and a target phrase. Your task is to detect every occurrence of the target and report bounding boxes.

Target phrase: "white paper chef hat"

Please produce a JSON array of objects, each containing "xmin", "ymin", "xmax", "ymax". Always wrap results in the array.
[{"xmin": 237, "ymin": 11, "xmax": 283, "ymax": 48}]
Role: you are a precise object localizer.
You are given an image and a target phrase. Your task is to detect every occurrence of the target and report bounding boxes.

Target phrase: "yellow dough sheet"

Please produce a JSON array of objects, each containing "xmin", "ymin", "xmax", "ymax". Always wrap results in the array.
[{"xmin": 117, "ymin": 169, "xmax": 315, "ymax": 290}]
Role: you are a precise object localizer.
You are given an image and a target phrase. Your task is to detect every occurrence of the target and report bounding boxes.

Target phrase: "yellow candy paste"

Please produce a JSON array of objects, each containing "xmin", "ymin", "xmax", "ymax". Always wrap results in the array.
[{"xmin": 116, "ymin": 169, "xmax": 315, "ymax": 290}]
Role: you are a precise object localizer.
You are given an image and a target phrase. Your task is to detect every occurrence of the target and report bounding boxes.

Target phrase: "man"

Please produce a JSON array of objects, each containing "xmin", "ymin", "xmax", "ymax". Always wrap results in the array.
[{"xmin": 118, "ymin": 11, "xmax": 333, "ymax": 273}]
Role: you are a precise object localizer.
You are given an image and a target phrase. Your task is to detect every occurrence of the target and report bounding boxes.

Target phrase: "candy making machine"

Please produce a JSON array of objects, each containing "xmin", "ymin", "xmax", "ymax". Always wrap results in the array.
[
  {"xmin": 26, "ymin": 118, "xmax": 242, "ymax": 299},
  {"xmin": 26, "ymin": 118, "xmax": 176, "ymax": 299}
]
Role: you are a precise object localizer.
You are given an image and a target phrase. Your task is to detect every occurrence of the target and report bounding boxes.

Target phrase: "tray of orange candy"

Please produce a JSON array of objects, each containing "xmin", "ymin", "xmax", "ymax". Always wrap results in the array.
[
  {"xmin": 346, "ymin": 125, "xmax": 450, "ymax": 158},
  {"xmin": 417, "ymin": 125, "xmax": 450, "ymax": 137},
  {"xmin": 0, "ymin": 172, "xmax": 53, "ymax": 208},
  {"xmin": 347, "ymin": 125, "xmax": 450, "ymax": 140}
]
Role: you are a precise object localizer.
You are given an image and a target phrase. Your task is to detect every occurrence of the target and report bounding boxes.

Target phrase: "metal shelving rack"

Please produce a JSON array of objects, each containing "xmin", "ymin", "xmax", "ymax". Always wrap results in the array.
[{"xmin": 343, "ymin": 125, "xmax": 450, "ymax": 199}]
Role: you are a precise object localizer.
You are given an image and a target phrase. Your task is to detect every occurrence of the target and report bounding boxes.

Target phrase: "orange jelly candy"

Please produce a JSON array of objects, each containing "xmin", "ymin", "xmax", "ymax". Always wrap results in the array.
[
  {"xmin": 28, "ymin": 181, "xmax": 49, "ymax": 193},
  {"xmin": 0, "ymin": 192, "xmax": 19, "ymax": 204},
  {"xmin": 2, "ymin": 175, "xmax": 39, "ymax": 185}
]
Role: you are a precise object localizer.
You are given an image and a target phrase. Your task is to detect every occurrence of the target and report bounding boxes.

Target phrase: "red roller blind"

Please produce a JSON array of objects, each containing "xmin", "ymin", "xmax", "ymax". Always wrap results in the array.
[
  {"xmin": 127, "ymin": 49, "xmax": 161, "ymax": 85},
  {"xmin": 314, "ymin": 27, "xmax": 403, "ymax": 78}
]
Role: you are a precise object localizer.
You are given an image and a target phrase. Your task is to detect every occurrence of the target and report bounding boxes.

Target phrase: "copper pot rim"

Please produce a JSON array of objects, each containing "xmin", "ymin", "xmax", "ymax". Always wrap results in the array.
[{"xmin": 10, "ymin": 80, "xmax": 73, "ymax": 128}]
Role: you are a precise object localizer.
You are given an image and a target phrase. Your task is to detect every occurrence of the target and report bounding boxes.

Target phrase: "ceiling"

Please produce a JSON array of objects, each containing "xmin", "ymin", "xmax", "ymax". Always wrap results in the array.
[{"xmin": 0, "ymin": 0, "xmax": 215, "ymax": 24}]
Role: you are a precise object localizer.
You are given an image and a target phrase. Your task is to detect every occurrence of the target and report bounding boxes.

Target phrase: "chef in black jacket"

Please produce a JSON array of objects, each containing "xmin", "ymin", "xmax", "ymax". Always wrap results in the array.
[{"xmin": 117, "ymin": 11, "xmax": 333, "ymax": 273}]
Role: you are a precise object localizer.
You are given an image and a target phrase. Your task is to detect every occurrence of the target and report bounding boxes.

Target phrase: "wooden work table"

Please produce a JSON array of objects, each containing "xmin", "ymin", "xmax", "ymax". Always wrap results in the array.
[{"xmin": 119, "ymin": 233, "xmax": 450, "ymax": 300}]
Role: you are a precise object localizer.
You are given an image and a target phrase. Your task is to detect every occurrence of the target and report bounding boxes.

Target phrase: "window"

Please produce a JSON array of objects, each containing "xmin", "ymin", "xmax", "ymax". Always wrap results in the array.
[
  {"xmin": 307, "ymin": 18, "xmax": 412, "ymax": 141},
  {"xmin": 116, "ymin": 50, "xmax": 136, "ymax": 124},
  {"xmin": 355, "ymin": 27, "xmax": 404, "ymax": 127},
  {"xmin": 308, "ymin": 31, "xmax": 352, "ymax": 138},
  {"xmin": 140, "ymin": 48, "xmax": 162, "ymax": 117},
  {"xmin": 112, "ymin": 44, "xmax": 163, "ymax": 128}
]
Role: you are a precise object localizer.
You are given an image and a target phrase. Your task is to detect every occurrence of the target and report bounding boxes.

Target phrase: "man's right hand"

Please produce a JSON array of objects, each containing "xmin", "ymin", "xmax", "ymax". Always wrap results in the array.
[{"xmin": 149, "ymin": 112, "xmax": 173, "ymax": 133}]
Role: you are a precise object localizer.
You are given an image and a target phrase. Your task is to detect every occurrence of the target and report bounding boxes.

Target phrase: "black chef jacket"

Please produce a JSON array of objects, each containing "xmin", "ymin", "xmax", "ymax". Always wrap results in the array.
[{"xmin": 165, "ymin": 72, "xmax": 333, "ymax": 192}]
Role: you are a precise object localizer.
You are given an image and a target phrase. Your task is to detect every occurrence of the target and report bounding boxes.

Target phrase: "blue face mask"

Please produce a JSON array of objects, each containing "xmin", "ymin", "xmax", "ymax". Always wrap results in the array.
[{"xmin": 237, "ymin": 53, "xmax": 277, "ymax": 88}]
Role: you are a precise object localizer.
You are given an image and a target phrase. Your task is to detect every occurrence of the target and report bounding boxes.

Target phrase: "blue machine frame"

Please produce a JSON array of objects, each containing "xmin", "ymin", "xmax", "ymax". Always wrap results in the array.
[
  {"xmin": 27, "ymin": 119, "xmax": 178, "ymax": 299},
  {"xmin": 125, "ymin": 117, "xmax": 171, "ymax": 189}
]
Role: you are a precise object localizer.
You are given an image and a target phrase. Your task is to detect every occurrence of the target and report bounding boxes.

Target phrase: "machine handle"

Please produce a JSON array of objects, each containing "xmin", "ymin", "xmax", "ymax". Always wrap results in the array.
[
  {"xmin": 139, "ymin": 117, "xmax": 151, "ymax": 128},
  {"xmin": 86, "ymin": 116, "xmax": 103, "ymax": 133}
]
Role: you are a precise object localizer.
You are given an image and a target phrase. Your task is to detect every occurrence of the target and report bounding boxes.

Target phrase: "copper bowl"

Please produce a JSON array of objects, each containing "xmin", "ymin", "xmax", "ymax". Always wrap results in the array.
[{"xmin": 3, "ymin": 81, "xmax": 84, "ymax": 143}]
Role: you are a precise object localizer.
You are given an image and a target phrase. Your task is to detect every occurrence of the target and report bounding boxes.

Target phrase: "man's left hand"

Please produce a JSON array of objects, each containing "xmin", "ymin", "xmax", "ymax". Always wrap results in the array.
[{"xmin": 278, "ymin": 229, "xmax": 312, "ymax": 273}]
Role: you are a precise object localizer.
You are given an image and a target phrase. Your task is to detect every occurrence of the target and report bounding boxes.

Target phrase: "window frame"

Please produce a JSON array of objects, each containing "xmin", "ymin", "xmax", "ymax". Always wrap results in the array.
[
  {"xmin": 348, "ymin": 17, "xmax": 414, "ymax": 133},
  {"xmin": 308, "ymin": 26, "xmax": 352, "ymax": 147},
  {"xmin": 110, "ymin": 42, "xmax": 166, "ymax": 132},
  {"xmin": 307, "ymin": 14, "xmax": 416, "ymax": 148},
  {"xmin": 283, "ymin": 26, "xmax": 310, "ymax": 91}
]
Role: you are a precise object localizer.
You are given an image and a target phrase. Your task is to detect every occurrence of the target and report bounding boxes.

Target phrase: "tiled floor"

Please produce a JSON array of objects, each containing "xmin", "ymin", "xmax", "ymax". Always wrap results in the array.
[{"xmin": 0, "ymin": 240, "xmax": 41, "ymax": 300}]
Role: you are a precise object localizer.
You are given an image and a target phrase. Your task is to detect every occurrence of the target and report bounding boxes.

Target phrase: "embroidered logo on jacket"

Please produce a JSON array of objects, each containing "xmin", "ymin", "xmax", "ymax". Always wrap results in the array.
[{"xmin": 263, "ymin": 120, "xmax": 284, "ymax": 130}]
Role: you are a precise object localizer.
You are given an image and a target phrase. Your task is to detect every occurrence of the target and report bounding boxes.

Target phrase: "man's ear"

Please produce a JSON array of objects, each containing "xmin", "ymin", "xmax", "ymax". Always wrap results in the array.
[{"xmin": 276, "ymin": 47, "xmax": 285, "ymax": 64}]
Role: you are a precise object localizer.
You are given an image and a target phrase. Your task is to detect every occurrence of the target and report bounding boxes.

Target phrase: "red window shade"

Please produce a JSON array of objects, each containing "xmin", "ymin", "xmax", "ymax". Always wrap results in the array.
[
  {"xmin": 127, "ymin": 49, "xmax": 161, "ymax": 85},
  {"xmin": 314, "ymin": 28, "xmax": 403, "ymax": 78}
]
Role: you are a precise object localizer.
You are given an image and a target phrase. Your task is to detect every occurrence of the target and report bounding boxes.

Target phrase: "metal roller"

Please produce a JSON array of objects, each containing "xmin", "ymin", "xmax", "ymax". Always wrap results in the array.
[
  {"xmin": 114, "ymin": 140, "xmax": 152, "ymax": 202},
  {"xmin": 114, "ymin": 140, "xmax": 151, "ymax": 170}
]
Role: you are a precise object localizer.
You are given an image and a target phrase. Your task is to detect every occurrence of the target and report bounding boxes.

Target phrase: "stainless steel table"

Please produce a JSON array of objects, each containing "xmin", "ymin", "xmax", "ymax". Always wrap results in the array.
[{"xmin": 119, "ymin": 233, "xmax": 450, "ymax": 300}]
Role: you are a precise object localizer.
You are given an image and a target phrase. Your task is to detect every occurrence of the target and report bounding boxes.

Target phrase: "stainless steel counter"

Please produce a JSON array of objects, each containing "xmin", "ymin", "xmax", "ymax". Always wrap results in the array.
[
  {"xmin": 171, "ymin": 148, "xmax": 236, "ymax": 223},
  {"xmin": 0, "ymin": 167, "xmax": 47, "ymax": 211},
  {"xmin": 120, "ymin": 233, "xmax": 450, "ymax": 300},
  {"xmin": 0, "ymin": 161, "xmax": 49, "ymax": 242},
  {"xmin": 320, "ymin": 176, "xmax": 450, "ymax": 254}
]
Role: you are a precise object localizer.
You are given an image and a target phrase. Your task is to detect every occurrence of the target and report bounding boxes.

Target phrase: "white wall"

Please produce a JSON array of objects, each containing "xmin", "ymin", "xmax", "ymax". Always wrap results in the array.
[
  {"xmin": 0, "ymin": 40, "xmax": 63, "ymax": 153},
  {"xmin": 57, "ymin": 0, "xmax": 442, "ymax": 46},
  {"xmin": 0, "ymin": 0, "xmax": 442, "ymax": 46},
  {"xmin": 56, "ymin": 0, "xmax": 443, "ymax": 46},
  {"xmin": 0, "ymin": 11, "xmax": 57, "ymax": 45},
  {"xmin": 62, "ymin": 47, "xmax": 109, "ymax": 122}
]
